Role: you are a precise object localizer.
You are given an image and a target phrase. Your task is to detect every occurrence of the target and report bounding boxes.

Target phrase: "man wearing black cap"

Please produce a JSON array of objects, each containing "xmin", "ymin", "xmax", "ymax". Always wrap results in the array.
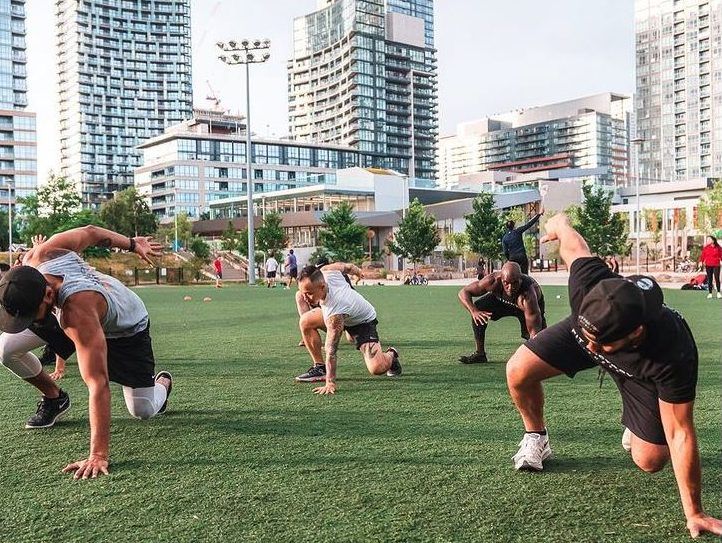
[
  {"xmin": 504, "ymin": 214, "xmax": 721, "ymax": 538},
  {"xmin": 0, "ymin": 225, "xmax": 171, "ymax": 480}
]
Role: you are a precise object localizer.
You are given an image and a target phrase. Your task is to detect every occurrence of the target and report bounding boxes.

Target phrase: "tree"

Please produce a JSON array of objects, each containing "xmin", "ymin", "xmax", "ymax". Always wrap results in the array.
[
  {"xmin": 572, "ymin": 184, "xmax": 628, "ymax": 257},
  {"xmin": 17, "ymin": 174, "xmax": 84, "ymax": 242},
  {"xmin": 156, "ymin": 212, "xmax": 192, "ymax": 249},
  {"xmin": 0, "ymin": 211, "xmax": 21, "ymax": 250},
  {"xmin": 697, "ymin": 180, "xmax": 722, "ymax": 233},
  {"xmin": 99, "ymin": 187, "xmax": 157, "ymax": 237},
  {"xmin": 318, "ymin": 202, "xmax": 366, "ymax": 263},
  {"xmin": 465, "ymin": 193, "xmax": 504, "ymax": 262},
  {"xmin": 220, "ymin": 221, "xmax": 239, "ymax": 251},
  {"xmin": 443, "ymin": 232, "xmax": 469, "ymax": 261},
  {"xmin": 255, "ymin": 212, "xmax": 287, "ymax": 257},
  {"xmin": 387, "ymin": 198, "xmax": 440, "ymax": 269},
  {"xmin": 189, "ymin": 236, "xmax": 211, "ymax": 261}
]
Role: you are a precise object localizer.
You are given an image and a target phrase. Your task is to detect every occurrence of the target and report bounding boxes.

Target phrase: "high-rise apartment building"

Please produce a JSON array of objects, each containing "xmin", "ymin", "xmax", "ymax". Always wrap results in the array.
[
  {"xmin": 0, "ymin": 0, "xmax": 36, "ymax": 212},
  {"xmin": 635, "ymin": 0, "xmax": 722, "ymax": 183},
  {"xmin": 438, "ymin": 93, "xmax": 631, "ymax": 189},
  {"xmin": 288, "ymin": 0, "xmax": 438, "ymax": 184},
  {"xmin": 56, "ymin": 0, "xmax": 193, "ymax": 207}
]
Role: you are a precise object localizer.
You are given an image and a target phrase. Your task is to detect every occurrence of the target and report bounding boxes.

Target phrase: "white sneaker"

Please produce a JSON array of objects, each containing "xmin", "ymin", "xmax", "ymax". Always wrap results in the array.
[
  {"xmin": 707, "ymin": 293, "xmax": 713, "ymax": 299},
  {"xmin": 512, "ymin": 431, "xmax": 552, "ymax": 471},
  {"xmin": 621, "ymin": 427, "xmax": 632, "ymax": 453},
  {"xmin": 717, "ymin": 292, "xmax": 722, "ymax": 299}
]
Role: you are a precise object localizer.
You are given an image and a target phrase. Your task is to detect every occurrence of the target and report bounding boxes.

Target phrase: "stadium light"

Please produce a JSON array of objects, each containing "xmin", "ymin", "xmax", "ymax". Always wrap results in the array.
[{"xmin": 217, "ymin": 38, "xmax": 271, "ymax": 284}]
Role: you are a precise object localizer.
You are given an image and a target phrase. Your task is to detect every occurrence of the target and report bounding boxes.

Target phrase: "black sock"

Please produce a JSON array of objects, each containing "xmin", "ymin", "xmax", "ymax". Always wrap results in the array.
[{"xmin": 525, "ymin": 429, "xmax": 547, "ymax": 436}]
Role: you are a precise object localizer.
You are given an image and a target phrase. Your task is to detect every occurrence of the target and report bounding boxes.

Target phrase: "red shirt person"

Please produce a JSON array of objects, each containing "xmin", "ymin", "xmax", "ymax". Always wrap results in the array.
[
  {"xmin": 213, "ymin": 256, "xmax": 223, "ymax": 288},
  {"xmin": 698, "ymin": 235, "xmax": 722, "ymax": 298}
]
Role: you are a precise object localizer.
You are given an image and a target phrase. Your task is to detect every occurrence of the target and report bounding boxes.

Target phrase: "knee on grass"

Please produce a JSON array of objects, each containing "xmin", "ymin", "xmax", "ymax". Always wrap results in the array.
[
  {"xmin": 632, "ymin": 449, "xmax": 669, "ymax": 474},
  {"xmin": 126, "ymin": 398, "xmax": 157, "ymax": 420}
]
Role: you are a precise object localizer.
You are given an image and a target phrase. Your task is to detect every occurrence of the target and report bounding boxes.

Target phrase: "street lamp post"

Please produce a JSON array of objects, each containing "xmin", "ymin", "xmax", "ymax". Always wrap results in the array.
[
  {"xmin": 217, "ymin": 38, "xmax": 271, "ymax": 284},
  {"xmin": 4, "ymin": 182, "xmax": 11, "ymax": 265},
  {"xmin": 173, "ymin": 186, "xmax": 178, "ymax": 251},
  {"xmin": 631, "ymin": 136, "xmax": 644, "ymax": 274}
]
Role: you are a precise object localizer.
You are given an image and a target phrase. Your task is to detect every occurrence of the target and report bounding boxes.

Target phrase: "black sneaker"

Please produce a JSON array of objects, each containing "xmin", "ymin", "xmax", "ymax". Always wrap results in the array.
[
  {"xmin": 39, "ymin": 345, "xmax": 56, "ymax": 366},
  {"xmin": 155, "ymin": 371, "xmax": 173, "ymax": 414},
  {"xmin": 25, "ymin": 390, "xmax": 71, "ymax": 429},
  {"xmin": 458, "ymin": 352, "xmax": 488, "ymax": 364},
  {"xmin": 295, "ymin": 364, "xmax": 326, "ymax": 382},
  {"xmin": 386, "ymin": 348, "xmax": 402, "ymax": 377}
]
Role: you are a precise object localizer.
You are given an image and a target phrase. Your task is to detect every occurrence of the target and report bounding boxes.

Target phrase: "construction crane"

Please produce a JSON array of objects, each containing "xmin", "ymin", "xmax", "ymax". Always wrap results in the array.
[{"xmin": 205, "ymin": 80, "xmax": 225, "ymax": 112}]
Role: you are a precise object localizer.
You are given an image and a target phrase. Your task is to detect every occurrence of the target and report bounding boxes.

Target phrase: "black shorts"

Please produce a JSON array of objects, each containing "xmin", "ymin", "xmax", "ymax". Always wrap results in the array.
[
  {"xmin": 525, "ymin": 317, "xmax": 667, "ymax": 445},
  {"xmin": 473, "ymin": 294, "xmax": 547, "ymax": 330},
  {"xmin": 216, "ymin": 271, "xmax": 222, "ymax": 279},
  {"xmin": 289, "ymin": 268, "xmax": 298, "ymax": 279},
  {"xmin": 106, "ymin": 324, "xmax": 156, "ymax": 389},
  {"xmin": 344, "ymin": 319, "xmax": 380, "ymax": 349},
  {"xmin": 267, "ymin": 271, "xmax": 276, "ymax": 278}
]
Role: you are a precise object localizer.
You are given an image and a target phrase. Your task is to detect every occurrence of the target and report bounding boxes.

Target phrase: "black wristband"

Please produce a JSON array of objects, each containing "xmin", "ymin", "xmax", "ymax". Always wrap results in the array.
[{"xmin": 128, "ymin": 237, "xmax": 136, "ymax": 252}]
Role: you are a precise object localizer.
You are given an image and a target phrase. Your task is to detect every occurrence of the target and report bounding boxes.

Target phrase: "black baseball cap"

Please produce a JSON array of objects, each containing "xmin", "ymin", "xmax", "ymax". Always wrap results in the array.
[
  {"xmin": 578, "ymin": 275, "xmax": 664, "ymax": 344},
  {"xmin": 0, "ymin": 266, "xmax": 47, "ymax": 333}
]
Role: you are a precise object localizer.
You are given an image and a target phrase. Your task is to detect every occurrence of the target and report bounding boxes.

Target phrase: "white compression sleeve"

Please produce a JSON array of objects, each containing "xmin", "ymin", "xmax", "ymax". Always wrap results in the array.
[
  {"xmin": 0, "ymin": 330, "xmax": 46, "ymax": 379},
  {"xmin": 122, "ymin": 383, "xmax": 167, "ymax": 420}
]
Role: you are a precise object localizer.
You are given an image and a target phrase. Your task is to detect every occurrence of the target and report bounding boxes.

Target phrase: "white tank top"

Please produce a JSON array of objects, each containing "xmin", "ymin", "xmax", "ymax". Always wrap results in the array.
[{"xmin": 36, "ymin": 251, "xmax": 149, "ymax": 338}]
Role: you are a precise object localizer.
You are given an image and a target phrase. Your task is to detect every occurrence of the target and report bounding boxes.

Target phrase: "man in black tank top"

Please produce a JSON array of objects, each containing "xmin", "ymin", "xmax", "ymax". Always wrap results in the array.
[{"xmin": 457, "ymin": 261, "xmax": 546, "ymax": 364}]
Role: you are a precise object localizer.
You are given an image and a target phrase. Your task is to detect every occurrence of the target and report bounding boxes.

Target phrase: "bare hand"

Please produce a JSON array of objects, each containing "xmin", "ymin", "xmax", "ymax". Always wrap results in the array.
[
  {"xmin": 49, "ymin": 367, "xmax": 65, "ymax": 381},
  {"xmin": 313, "ymin": 382, "xmax": 337, "ymax": 395},
  {"xmin": 540, "ymin": 213, "xmax": 571, "ymax": 244},
  {"xmin": 31, "ymin": 234, "xmax": 47, "ymax": 247},
  {"xmin": 471, "ymin": 309, "xmax": 492, "ymax": 326},
  {"xmin": 686, "ymin": 514, "xmax": 722, "ymax": 538},
  {"xmin": 132, "ymin": 237, "xmax": 163, "ymax": 266},
  {"xmin": 62, "ymin": 455, "xmax": 109, "ymax": 480}
]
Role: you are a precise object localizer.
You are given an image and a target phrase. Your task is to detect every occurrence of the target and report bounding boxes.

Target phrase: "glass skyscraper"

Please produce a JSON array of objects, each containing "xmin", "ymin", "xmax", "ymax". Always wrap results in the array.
[
  {"xmin": 288, "ymin": 0, "xmax": 438, "ymax": 184},
  {"xmin": 635, "ymin": 0, "xmax": 722, "ymax": 183},
  {"xmin": 56, "ymin": 0, "xmax": 193, "ymax": 207},
  {"xmin": 0, "ymin": 0, "xmax": 36, "ymax": 212}
]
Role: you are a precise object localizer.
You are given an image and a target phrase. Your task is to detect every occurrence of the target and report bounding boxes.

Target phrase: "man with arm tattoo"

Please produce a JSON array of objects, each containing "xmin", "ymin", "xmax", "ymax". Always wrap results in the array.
[
  {"xmin": 295, "ymin": 263, "xmax": 401, "ymax": 392},
  {"xmin": 0, "ymin": 225, "xmax": 172, "ymax": 479}
]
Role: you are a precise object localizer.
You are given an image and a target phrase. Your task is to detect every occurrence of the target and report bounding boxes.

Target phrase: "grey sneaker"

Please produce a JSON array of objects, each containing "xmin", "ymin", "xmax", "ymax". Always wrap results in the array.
[
  {"xmin": 25, "ymin": 390, "xmax": 71, "ymax": 429},
  {"xmin": 295, "ymin": 364, "xmax": 326, "ymax": 382},
  {"xmin": 459, "ymin": 352, "xmax": 488, "ymax": 364}
]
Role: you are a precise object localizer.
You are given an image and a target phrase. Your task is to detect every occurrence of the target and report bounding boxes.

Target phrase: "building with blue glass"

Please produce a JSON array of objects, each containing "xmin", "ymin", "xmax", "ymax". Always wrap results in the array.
[
  {"xmin": 288, "ymin": 0, "xmax": 438, "ymax": 184},
  {"xmin": 0, "ymin": 0, "xmax": 36, "ymax": 212},
  {"xmin": 56, "ymin": 0, "xmax": 193, "ymax": 208},
  {"xmin": 134, "ymin": 108, "xmax": 375, "ymax": 220}
]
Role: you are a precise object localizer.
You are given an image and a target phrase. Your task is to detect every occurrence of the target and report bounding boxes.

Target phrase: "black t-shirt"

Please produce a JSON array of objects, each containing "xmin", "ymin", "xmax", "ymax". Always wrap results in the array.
[{"xmin": 567, "ymin": 257, "xmax": 698, "ymax": 403}]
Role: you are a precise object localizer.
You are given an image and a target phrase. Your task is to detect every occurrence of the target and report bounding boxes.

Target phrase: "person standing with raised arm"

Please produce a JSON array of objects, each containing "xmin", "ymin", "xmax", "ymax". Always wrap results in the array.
[
  {"xmin": 505, "ymin": 213, "xmax": 721, "ymax": 539},
  {"xmin": 502, "ymin": 208, "xmax": 543, "ymax": 274}
]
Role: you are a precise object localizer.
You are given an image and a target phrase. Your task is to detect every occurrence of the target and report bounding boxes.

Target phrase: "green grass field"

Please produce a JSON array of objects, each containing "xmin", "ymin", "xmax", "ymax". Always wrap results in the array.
[{"xmin": 0, "ymin": 284, "xmax": 719, "ymax": 542}]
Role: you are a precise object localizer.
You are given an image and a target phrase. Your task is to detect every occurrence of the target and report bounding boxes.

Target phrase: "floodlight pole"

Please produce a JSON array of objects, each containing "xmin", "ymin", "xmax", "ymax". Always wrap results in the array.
[
  {"xmin": 217, "ymin": 38, "xmax": 271, "ymax": 284},
  {"xmin": 5, "ymin": 182, "xmax": 11, "ymax": 265}
]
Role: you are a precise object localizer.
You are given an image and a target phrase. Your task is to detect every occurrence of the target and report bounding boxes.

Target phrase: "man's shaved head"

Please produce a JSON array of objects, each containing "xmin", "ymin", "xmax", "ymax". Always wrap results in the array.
[{"xmin": 501, "ymin": 261, "xmax": 522, "ymax": 282}]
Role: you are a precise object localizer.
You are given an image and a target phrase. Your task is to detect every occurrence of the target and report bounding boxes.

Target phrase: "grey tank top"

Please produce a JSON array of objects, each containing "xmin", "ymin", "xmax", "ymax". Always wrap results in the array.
[{"xmin": 36, "ymin": 252, "xmax": 148, "ymax": 339}]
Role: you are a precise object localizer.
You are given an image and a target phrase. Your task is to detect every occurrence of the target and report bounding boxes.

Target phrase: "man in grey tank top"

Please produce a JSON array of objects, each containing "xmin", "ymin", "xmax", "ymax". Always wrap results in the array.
[{"xmin": 0, "ymin": 225, "xmax": 171, "ymax": 480}]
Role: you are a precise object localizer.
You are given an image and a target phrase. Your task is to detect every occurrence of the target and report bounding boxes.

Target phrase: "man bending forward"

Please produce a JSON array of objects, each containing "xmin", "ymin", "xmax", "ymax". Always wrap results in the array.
[{"xmin": 295, "ymin": 264, "xmax": 401, "ymax": 393}]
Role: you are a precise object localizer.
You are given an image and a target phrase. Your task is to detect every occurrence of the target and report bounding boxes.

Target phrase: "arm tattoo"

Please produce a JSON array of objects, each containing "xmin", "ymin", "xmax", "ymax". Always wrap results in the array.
[{"xmin": 325, "ymin": 315, "xmax": 345, "ymax": 359}]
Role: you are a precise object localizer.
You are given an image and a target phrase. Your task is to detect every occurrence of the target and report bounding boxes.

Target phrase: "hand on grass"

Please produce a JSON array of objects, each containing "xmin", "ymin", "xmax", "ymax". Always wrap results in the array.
[
  {"xmin": 471, "ymin": 309, "xmax": 492, "ymax": 326},
  {"xmin": 686, "ymin": 513, "xmax": 722, "ymax": 538},
  {"xmin": 62, "ymin": 455, "xmax": 109, "ymax": 480},
  {"xmin": 313, "ymin": 382, "xmax": 337, "ymax": 395},
  {"xmin": 49, "ymin": 367, "xmax": 65, "ymax": 381}
]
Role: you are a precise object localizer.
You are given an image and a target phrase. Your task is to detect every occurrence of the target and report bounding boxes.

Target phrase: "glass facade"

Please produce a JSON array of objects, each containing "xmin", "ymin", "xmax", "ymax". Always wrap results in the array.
[
  {"xmin": 135, "ymin": 115, "xmax": 374, "ymax": 220},
  {"xmin": 288, "ymin": 0, "xmax": 438, "ymax": 182},
  {"xmin": 635, "ymin": 0, "xmax": 722, "ymax": 182},
  {"xmin": 56, "ymin": 0, "xmax": 193, "ymax": 208},
  {"xmin": 0, "ymin": 1, "xmax": 35, "ymax": 212}
]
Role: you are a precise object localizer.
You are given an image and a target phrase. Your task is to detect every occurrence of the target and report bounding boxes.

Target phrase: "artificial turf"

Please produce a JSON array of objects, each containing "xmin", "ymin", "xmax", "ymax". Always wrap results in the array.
[{"xmin": 0, "ymin": 283, "xmax": 718, "ymax": 542}]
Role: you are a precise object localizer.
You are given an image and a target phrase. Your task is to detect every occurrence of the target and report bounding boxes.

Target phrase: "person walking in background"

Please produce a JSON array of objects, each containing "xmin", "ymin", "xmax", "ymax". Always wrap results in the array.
[
  {"xmin": 476, "ymin": 257, "xmax": 486, "ymax": 280},
  {"xmin": 285, "ymin": 249, "xmax": 298, "ymax": 290},
  {"xmin": 698, "ymin": 235, "xmax": 722, "ymax": 299},
  {"xmin": 213, "ymin": 255, "xmax": 223, "ymax": 288},
  {"xmin": 502, "ymin": 208, "xmax": 543, "ymax": 274},
  {"xmin": 265, "ymin": 253, "xmax": 279, "ymax": 288}
]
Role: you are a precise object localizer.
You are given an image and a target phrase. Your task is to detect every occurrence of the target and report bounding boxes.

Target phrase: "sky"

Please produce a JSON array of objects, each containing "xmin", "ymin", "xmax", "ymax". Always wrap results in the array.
[{"xmin": 26, "ymin": 0, "xmax": 635, "ymax": 182}]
